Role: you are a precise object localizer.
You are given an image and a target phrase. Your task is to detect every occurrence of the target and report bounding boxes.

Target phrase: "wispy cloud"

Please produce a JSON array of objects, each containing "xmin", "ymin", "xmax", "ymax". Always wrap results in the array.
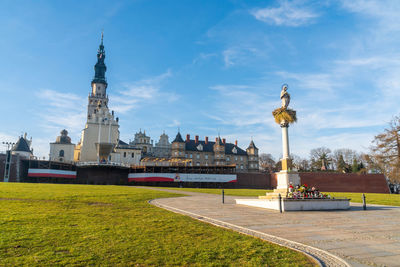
[
  {"xmin": 207, "ymin": 84, "xmax": 276, "ymax": 127},
  {"xmin": 111, "ymin": 69, "xmax": 178, "ymax": 113},
  {"xmin": 192, "ymin": 53, "xmax": 217, "ymax": 65},
  {"xmin": 35, "ymin": 89, "xmax": 86, "ymax": 135},
  {"xmin": 251, "ymin": 0, "xmax": 319, "ymax": 27},
  {"xmin": 222, "ymin": 46, "xmax": 259, "ymax": 67},
  {"xmin": 341, "ymin": 0, "xmax": 400, "ymax": 32}
]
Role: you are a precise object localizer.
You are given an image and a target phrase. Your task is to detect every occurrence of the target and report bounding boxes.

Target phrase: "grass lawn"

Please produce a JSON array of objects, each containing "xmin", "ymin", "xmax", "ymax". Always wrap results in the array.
[
  {"xmin": 158, "ymin": 187, "xmax": 400, "ymax": 206},
  {"xmin": 327, "ymin": 192, "xmax": 400, "ymax": 206},
  {"xmin": 157, "ymin": 187, "xmax": 273, "ymax": 197},
  {"xmin": 0, "ymin": 183, "xmax": 315, "ymax": 266}
]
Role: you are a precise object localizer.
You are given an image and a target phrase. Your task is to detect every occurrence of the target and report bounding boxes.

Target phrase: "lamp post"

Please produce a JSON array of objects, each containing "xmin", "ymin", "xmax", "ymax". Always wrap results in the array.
[{"xmin": 2, "ymin": 141, "xmax": 15, "ymax": 182}]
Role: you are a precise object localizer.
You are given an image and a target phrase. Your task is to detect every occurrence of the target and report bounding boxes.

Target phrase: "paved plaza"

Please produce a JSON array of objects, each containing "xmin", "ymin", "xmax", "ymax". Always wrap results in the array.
[{"xmin": 147, "ymin": 188, "xmax": 400, "ymax": 267}]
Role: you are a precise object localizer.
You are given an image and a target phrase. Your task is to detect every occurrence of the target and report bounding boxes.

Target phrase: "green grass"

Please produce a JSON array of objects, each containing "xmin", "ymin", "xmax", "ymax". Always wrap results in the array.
[
  {"xmin": 0, "ymin": 183, "xmax": 315, "ymax": 266},
  {"xmin": 158, "ymin": 187, "xmax": 273, "ymax": 197},
  {"xmin": 159, "ymin": 187, "xmax": 400, "ymax": 207},
  {"xmin": 327, "ymin": 192, "xmax": 400, "ymax": 206}
]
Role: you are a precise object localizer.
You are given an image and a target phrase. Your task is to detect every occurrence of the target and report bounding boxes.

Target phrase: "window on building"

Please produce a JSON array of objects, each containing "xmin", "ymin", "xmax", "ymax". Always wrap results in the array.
[
  {"xmin": 196, "ymin": 154, "xmax": 200, "ymax": 159},
  {"xmin": 240, "ymin": 156, "xmax": 243, "ymax": 161},
  {"xmin": 190, "ymin": 154, "xmax": 193, "ymax": 158},
  {"xmin": 124, "ymin": 152, "xmax": 126, "ymax": 158},
  {"xmin": 59, "ymin": 150, "xmax": 64, "ymax": 157},
  {"xmin": 241, "ymin": 164, "xmax": 244, "ymax": 169},
  {"xmin": 131, "ymin": 153, "xmax": 134, "ymax": 158},
  {"xmin": 196, "ymin": 162, "xmax": 200, "ymax": 166},
  {"xmin": 185, "ymin": 154, "xmax": 188, "ymax": 158},
  {"xmin": 205, "ymin": 154, "xmax": 208, "ymax": 159},
  {"xmin": 227, "ymin": 156, "xmax": 230, "ymax": 161},
  {"xmin": 235, "ymin": 156, "xmax": 238, "ymax": 161}
]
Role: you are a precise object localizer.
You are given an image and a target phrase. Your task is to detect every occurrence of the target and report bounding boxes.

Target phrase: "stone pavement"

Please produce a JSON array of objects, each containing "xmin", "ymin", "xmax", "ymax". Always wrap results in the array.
[{"xmin": 146, "ymin": 187, "xmax": 400, "ymax": 267}]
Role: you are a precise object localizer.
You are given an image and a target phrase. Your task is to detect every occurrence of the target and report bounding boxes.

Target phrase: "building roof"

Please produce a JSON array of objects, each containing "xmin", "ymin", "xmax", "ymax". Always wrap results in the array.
[
  {"xmin": 55, "ymin": 129, "xmax": 72, "ymax": 144},
  {"xmin": 247, "ymin": 140, "xmax": 258, "ymax": 150},
  {"xmin": 118, "ymin": 140, "xmax": 128, "ymax": 146},
  {"xmin": 116, "ymin": 140, "xmax": 140, "ymax": 150},
  {"xmin": 12, "ymin": 137, "xmax": 31, "ymax": 152},
  {"xmin": 173, "ymin": 132, "xmax": 184, "ymax": 143},
  {"xmin": 92, "ymin": 32, "xmax": 107, "ymax": 84},
  {"xmin": 184, "ymin": 139, "xmax": 247, "ymax": 155}
]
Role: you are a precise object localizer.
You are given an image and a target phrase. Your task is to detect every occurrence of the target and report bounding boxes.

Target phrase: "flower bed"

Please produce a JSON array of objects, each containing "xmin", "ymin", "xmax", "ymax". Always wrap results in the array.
[{"xmin": 287, "ymin": 183, "xmax": 330, "ymax": 199}]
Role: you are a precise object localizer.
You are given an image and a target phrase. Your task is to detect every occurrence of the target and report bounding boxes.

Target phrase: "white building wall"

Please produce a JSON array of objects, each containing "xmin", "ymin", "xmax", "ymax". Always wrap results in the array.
[{"xmin": 50, "ymin": 143, "xmax": 75, "ymax": 163}]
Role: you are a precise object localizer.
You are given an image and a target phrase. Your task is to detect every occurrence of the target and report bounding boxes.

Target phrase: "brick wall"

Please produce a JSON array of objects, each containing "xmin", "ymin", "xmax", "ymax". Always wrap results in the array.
[
  {"xmin": 299, "ymin": 172, "xmax": 389, "ymax": 193},
  {"xmin": 236, "ymin": 172, "xmax": 271, "ymax": 189}
]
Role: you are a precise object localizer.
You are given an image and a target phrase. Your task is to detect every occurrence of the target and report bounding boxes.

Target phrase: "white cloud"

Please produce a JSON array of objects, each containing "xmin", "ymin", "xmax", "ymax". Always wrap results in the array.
[
  {"xmin": 222, "ymin": 46, "xmax": 259, "ymax": 67},
  {"xmin": 251, "ymin": 0, "xmax": 319, "ymax": 27},
  {"xmin": 192, "ymin": 53, "xmax": 217, "ymax": 65},
  {"xmin": 341, "ymin": 0, "xmax": 400, "ymax": 31},
  {"xmin": 110, "ymin": 70, "xmax": 178, "ymax": 113},
  {"xmin": 35, "ymin": 89, "xmax": 86, "ymax": 135}
]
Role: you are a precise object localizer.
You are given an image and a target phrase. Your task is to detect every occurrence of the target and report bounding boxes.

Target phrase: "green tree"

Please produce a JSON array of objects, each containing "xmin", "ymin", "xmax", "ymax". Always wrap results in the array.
[
  {"xmin": 352, "ymin": 158, "xmax": 360, "ymax": 173},
  {"xmin": 337, "ymin": 154, "xmax": 348, "ymax": 173}
]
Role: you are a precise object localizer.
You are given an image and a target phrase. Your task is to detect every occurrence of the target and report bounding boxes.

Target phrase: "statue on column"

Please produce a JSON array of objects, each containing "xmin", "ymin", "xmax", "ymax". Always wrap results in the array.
[
  {"xmin": 280, "ymin": 84, "xmax": 290, "ymax": 109},
  {"xmin": 273, "ymin": 84, "xmax": 297, "ymax": 125}
]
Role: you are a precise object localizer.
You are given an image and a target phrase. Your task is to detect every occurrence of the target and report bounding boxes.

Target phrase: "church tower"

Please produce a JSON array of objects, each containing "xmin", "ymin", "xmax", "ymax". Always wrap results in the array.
[{"xmin": 74, "ymin": 33, "xmax": 120, "ymax": 162}]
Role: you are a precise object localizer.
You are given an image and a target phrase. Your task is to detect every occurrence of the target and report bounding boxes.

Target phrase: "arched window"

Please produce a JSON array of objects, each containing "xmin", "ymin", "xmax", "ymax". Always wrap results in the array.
[{"xmin": 59, "ymin": 150, "xmax": 64, "ymax": 157}]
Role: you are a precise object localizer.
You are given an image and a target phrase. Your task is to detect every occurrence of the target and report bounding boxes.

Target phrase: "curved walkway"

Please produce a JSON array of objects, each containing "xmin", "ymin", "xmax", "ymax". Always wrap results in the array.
[{"xmin": 146, "ymin": 187, "xmax": 400, "ymax": 267}]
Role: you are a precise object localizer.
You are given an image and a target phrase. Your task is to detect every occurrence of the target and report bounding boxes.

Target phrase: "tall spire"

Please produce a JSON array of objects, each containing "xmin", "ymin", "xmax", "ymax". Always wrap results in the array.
[{"xmin": 92, "ymin": 31, "xmax": 107, "ymax": 85}]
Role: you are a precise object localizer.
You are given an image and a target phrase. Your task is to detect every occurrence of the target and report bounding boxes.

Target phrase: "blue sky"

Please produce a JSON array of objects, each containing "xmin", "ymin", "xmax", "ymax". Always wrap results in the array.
[{"xmin": 1, "ymin": 0, "xmax": 400, "ymax": 160}]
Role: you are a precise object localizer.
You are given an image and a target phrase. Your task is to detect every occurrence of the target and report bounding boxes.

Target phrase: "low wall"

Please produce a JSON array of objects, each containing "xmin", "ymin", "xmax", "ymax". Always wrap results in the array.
[
  {"xmin": 77, "ymin": 166, "xmax": 129, "ymax": 185},
  {"xmin": 300, "ymin": 172, "xmax": 390, "ymax": 193},
  {"xmin": 271, "ymin": 172, "xmax": 389, "ymax": 193},
  {"xmin": 236, "ymin": 172, "xmax": 271, "ymax": 189}
]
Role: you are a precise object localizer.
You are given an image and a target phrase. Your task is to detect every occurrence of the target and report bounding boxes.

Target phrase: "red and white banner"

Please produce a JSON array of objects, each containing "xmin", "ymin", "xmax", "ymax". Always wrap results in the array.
[
  {"xmin": 28, "ymin": 169, "xmax": 77, "ymax": 179},
  {"xmin": 128, "ymin": 173, "xmax": 236, "ymax": 183}
]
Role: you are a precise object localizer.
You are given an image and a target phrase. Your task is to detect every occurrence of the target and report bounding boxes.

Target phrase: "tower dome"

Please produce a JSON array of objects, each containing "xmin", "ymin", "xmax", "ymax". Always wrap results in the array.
[{"xmin": 55, "ymin": 129, "xmax": 72, "ymax": 144}]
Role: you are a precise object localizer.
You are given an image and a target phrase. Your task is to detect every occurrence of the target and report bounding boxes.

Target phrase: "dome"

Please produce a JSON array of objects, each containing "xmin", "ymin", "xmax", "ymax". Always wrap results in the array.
[{"xmin": 55, "ymin": 129, "xmax": 72, "ymax": 144}]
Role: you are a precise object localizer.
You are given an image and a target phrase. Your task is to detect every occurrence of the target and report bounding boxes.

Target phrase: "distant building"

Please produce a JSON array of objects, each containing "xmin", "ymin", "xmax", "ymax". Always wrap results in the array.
[
  {"xmin": 71, "ymin": 34, "xmax": 140, "ymax": 166},
  {"xmin": 47, "ymin": 34, "xmax": 260, "ymax": 171},
  {"xmin": 114, "ymin": 140, "xmax": 141, "ymax": 165},
  {"xmin": 153, "ymin": 132, "xmax": 171, "ymax": 158},
  {"xmin": 11, "ymin": 133, "xmax": 33, "ymax": 159},
  {"xmin": 148, "ymin": 132, "xmax": 259, "ymax": 172},
  {"xmin": 49, "ymin": 129, "xmax": 75, "ymax": 163},
  {"xmin": 130, "ymin": 130, "xmax": 153, "ymax": 155}
]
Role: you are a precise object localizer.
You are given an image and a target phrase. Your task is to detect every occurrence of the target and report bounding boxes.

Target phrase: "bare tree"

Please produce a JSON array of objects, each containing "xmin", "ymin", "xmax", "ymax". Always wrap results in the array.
[
  {"xmin": 291, "ymin": 154, "xmax": 310, "ymax": 171},
  {"xmin": 259, "ymin": 153, "xmax": 276, "ymax": 173},
  {"xmin": 370, "ymin": 116, "xmax": 400, "ymax": 182}
]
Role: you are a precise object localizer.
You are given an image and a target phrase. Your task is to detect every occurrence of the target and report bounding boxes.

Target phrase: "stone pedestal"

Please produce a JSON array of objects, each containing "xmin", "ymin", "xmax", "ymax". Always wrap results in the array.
[
  {"xmin": 276, "ymin": 171, "xmax": 300, "ymax": 190},
  {"xmin": 235, "ymin": 198, "xmax": 350, "ymax": 211}
]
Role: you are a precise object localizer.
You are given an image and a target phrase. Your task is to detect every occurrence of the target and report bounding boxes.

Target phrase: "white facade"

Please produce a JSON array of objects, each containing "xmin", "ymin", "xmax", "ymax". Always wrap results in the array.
[{"xmin": 50, "ymin": 143, "xmax": 75, "ymax": 163}]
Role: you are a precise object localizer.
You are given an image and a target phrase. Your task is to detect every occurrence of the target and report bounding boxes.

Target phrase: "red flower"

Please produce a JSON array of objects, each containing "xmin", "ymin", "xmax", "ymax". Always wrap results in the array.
[{"xmin": 304, "ymin": 183, "xmax": 308, "ymax": 187}]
